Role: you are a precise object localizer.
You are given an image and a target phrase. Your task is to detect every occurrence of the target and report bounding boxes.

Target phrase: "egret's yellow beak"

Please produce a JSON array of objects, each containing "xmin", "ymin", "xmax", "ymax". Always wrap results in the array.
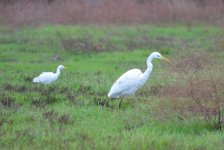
[
  {"xmin": 161, "ymin": 56, "xmax": 171, "ymax": 63},
  {"xmin": 64, "ymin": 67, "xmax": 68, "ymax": 69}
]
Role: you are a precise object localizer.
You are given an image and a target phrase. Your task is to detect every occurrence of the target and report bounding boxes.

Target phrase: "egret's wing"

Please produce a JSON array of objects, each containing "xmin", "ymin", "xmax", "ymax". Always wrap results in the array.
[
  {"xmin": 41, "ymin": 72, "xmax": 49, "ymax": 74},
  {"xmin": 108, "ymin": 69, "xmax": 142, "ymax": 98},
  {"xmin": 34, "ymin": 72, "xmax": 55, "ymax": 83}
]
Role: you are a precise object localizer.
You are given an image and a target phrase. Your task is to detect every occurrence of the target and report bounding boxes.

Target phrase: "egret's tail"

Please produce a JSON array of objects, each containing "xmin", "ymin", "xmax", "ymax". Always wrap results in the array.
[
  {"xmin": 108, "ymin": 91, "xmax": 119, "ymax": 98},
  {"xmin": 108, "ymin": 92, "xmax": 112, "ymax": 98},
  {"xmin": 33, "ymin": 77, "xmax": 40, "ymax": 83}
]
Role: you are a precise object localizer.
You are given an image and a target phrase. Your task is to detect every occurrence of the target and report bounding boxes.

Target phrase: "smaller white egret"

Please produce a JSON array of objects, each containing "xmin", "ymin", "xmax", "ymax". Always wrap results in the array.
[
  {"xmin": 108, "ymin": 52, "xmax": 171, "ymax": 108},
  {"xmin": 33, "ymin": 65, "xmax": 66, "ymax": 84}
]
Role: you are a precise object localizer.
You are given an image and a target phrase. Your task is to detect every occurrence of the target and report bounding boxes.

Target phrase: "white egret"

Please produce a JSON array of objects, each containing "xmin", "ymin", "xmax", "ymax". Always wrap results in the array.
[
  {"xmin": 33, "ymin": 65, "xmax": 66, "ymax": 84},
  {"xmin": 108, "ymin": 52, "xmax": 170, "ymax": 108}
]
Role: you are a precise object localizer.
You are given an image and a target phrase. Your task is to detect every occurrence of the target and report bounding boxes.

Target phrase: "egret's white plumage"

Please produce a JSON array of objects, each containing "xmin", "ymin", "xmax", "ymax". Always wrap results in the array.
[
  {"xmin": 108, "ymin": 52, "xmax": 170, "ymax": 100},
  {"xmin": 33, "ymin": 65, "xmax": 66, "ymax": 84}
]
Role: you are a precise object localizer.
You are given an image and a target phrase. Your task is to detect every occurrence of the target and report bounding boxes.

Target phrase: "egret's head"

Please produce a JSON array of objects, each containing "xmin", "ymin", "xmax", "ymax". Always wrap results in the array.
[
  {"xmin": 58, "ymin": 65, "xmax": 66, "ymax": 70},
  {"xmin": 151, "ymin": 52, "xmax": 171, "ymax": 63}
]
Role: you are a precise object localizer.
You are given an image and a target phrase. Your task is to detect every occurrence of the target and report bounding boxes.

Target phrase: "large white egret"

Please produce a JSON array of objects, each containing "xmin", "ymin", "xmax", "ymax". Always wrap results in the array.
[
  {"xmin": 33, "ymin": 65, "xmax": 66, "ymax": 84},
  {"xmin": 108, "ymin": 52, "xmax": 170, "ymax": 108}
]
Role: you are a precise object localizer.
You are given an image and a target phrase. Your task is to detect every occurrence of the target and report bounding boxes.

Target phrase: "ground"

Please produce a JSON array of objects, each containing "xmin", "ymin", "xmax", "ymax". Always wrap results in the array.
[{"xmin": 0, "ymin": 25, "xmax": 224, "ymax": 149}]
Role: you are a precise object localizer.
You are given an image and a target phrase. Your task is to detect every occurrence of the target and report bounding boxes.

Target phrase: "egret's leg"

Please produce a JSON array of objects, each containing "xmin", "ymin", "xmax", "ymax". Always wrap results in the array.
[
  {"xmin": 132, "ymin": 96, "xmax": 137, "ymax": 108},
  {"xmin": 140, "ymin": 91, "xmax": 144, "ymax": 99},
  {"xmin": 119, "ymin": 96, "xmax": 124, "ymax": 109}
]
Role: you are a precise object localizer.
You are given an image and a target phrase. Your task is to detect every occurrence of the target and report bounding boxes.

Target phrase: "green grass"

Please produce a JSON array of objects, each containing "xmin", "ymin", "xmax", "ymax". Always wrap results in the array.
[{"xmin": 0, "ymin": 25, "xmax": 224, "ymax": 149}]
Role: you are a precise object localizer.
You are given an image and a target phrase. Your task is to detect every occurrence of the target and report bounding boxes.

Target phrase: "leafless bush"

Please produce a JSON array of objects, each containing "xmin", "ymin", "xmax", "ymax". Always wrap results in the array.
[
  {"xmin": 162, "ymin": 52, "xmax": 224, "ymax": 130},
  {"xmin": 173, "ymin": 51, "xmax": 209, "ymax": 74}
]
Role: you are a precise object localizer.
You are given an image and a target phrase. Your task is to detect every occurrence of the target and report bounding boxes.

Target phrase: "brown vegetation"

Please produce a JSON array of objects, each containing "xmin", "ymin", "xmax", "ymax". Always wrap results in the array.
[
  {"xmin": 0, "ymin": 0, "xmax": 224, "ymax": 26},
  {"xmin": 159, "ymin": 52, "xmax": 224, "ymax": 130}
]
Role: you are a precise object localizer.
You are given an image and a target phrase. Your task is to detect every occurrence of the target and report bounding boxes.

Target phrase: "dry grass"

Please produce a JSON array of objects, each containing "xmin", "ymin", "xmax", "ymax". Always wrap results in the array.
[
  {"xmin": 157, "ymin": 52, "xmax": 224, "ymax": 130},
  {"xmin": 0, "ymin": 0, "xmax": 224, "ymax": 26}
]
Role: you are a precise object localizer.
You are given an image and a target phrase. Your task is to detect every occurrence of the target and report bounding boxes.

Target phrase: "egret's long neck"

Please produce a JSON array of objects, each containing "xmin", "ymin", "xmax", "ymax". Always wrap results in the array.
[
  {"xmin": 140, "ymin": 56, "xmax": 153, "ymax": 84},
  {"xmin": 55, "ymin": 68, "xmax": 61, "ymax": 78},
  {"xmin": 147, "ymin": 55, "xmax": 154, "ymax": 66}
]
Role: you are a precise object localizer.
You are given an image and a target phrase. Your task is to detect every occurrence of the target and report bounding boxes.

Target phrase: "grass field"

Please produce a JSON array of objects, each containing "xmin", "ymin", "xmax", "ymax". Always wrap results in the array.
[{"xmin": 0, "ymin": 25, "xmax": 224, "ymax": 149}]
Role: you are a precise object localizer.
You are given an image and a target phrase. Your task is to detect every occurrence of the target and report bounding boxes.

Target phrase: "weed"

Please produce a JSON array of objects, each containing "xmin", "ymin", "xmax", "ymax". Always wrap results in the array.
[
  {"xmin": 0, "ymin": 93, "xmax": 17, "ymax": 108},
  {"xmin": 42, "ymin": 110, "xmax": 58, "ymax": 127},
  {"xmin": 149, "ymin": 84, "xmax": 163, "ymax": 96},
  {"xmin": 93, "ymin": 96, "xmax": 109, "ymax": 107},
  {"xmin": 58, "ymin": 114, "xmax": 70, "ymax": 125}
]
